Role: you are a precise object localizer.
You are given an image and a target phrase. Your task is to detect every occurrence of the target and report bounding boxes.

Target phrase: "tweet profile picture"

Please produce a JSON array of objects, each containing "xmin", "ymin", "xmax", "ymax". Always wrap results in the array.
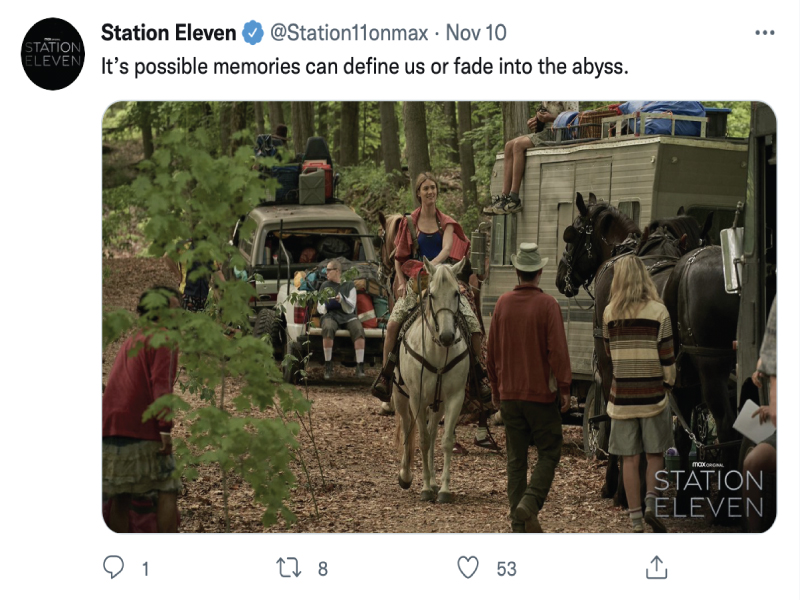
[{"xmin": 21, "ymin": 18, "xmax": 85, "ymax": 90}]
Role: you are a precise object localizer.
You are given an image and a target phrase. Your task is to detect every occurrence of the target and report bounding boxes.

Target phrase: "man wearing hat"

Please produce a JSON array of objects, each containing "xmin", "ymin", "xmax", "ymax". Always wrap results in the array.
[{"xmin": 487, "ymin": 242, "xmax": 572, "ymax": 533}]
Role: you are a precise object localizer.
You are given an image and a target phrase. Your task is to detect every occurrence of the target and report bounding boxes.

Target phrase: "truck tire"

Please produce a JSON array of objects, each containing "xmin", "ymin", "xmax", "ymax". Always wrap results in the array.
[
  {"xmin": 253, "ymin": 308, "xmax": 285, "ymax": 361},
  {"xmin": 582, "ymin": 383, "xmax": 609, "ymax": 459},
  {"xmin": 283, "ymin": 341, "xmax": 304, "ymax": 384}
]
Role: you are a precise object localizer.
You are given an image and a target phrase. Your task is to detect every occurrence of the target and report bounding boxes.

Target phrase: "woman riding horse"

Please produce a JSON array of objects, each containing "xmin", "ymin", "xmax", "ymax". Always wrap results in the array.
[{"xmin": 372, "ymin": 172, "xmax": 492, "ymax": 404}]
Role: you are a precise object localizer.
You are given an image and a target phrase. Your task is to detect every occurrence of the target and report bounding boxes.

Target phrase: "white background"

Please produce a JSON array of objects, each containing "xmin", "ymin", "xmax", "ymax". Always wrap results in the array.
[{"xmin": 4, "ymin": 1, "xmax": 798, "ymax": 597}]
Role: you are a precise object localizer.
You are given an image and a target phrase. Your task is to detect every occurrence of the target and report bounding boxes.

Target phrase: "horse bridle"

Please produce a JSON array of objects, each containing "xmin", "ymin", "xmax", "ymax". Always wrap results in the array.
[
  {"xmin": 421, "ymin": 276, "xmax": 463, "ymax": 348},
  {"xmin": 561, "ymin": 216, "xmax": 598, "ymax": 296}
]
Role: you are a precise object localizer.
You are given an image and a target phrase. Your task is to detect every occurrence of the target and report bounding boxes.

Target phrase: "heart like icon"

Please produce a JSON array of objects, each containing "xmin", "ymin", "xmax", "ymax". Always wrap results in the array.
[{"xmin": 457, "ymin": 556, "xmax": 479, "ymax": 579}]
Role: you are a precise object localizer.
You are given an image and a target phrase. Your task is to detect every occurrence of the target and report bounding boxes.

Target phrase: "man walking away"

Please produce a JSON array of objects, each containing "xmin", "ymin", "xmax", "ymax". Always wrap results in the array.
[{"xmin": 487, "ymin": 243, "xmax": 571, "ymax": 532}]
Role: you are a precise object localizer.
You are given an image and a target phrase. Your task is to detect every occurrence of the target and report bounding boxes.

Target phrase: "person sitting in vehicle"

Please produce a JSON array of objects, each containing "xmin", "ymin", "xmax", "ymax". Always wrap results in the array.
[
  {"xmin": 483, "ymin": 107, "xmax": 558, "ymax": 216},
  {"xmin": 317, "ymin": 258, "xmax": 366, "ymax": 379},
  {"xmin": 371, "ymin": 172, "xmax": 492, "ymax": 403}
]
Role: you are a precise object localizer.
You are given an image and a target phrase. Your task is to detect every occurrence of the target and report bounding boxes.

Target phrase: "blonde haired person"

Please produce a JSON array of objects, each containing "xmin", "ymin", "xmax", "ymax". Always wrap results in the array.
[{"xmin": 602, "ymin": 255, "xmax": 676, "ymax": 533}]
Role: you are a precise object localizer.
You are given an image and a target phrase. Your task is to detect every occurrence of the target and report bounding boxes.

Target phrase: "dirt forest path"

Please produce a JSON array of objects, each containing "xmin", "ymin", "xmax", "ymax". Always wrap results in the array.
[{"xmin": 103, "ymin": 257, "xmax": 736, "ymax": 534}]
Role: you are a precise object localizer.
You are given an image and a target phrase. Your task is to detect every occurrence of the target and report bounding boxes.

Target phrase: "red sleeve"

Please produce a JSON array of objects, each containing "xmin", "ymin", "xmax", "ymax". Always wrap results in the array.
[
  {"xmin": 394, "ymin": 217, "xmax": 412, "ymax": 265},
  {"xmin": 149, "ymin": 344, "xmax": 178, "ymax": 432},
  {"xmin": 547, "ymin": 298, "xmax": 572, "ymax": 394}
]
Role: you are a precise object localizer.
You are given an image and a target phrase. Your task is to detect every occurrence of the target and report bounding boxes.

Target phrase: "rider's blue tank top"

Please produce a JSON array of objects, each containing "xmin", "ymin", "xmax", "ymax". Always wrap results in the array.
[{"xmin": 417, "ymin": 230, "xmax": 443, "ymax": 260}]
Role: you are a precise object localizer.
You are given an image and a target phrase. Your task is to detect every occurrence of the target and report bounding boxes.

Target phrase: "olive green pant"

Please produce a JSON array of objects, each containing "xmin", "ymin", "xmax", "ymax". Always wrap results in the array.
[{"xmin": 500, "ymin": 399, "xmax": 563, "ymax": 532}]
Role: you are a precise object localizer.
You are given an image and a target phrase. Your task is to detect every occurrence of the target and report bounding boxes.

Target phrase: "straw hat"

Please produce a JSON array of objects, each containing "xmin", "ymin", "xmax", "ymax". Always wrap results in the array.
[{"xmin": 511, "ymin": 242, "xmax": 548, "ymax": 272}]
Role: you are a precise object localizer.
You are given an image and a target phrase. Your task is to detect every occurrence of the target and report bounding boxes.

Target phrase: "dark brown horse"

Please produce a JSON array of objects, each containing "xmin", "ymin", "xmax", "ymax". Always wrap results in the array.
[
  {"xmin": 556, "ymin": 193, "xmax": 739, "ymax": 519},
  {"xmin": 377, "ymin": 211, "xmax": 404, "ymax": 303}
]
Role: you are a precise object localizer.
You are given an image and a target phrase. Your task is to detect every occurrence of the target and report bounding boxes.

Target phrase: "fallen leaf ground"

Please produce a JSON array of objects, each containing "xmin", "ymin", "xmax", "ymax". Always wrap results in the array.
[{"xmin": 103, "ymin": 257, "xmax": 738, "ymax": 534}]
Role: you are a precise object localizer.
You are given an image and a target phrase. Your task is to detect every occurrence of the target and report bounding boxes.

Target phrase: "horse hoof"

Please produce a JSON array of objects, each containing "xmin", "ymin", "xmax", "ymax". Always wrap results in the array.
[
  {"xmin": 431, "ymin": 485, "xmax": 440, "ymax": 495},
  {"xmin": 379, "ymin": 402, "xmax": 395, "ymax": 416},
  {"xmin": 398, "ymin": 476, "xmax": 412, "ymax": 490},
  {"xmin": 420, "ymin": 490, "xmax": 436, "ymax": 502},
  {"xmin": 437, "ymin": 491, "xmax": 454, "ymax": 504}
]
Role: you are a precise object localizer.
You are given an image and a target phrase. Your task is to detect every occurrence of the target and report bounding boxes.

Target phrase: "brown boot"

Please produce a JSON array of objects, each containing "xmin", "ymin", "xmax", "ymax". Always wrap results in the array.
[{"xmin": 371, "ymin": 353, "xmax": 397, "ymax": 401}]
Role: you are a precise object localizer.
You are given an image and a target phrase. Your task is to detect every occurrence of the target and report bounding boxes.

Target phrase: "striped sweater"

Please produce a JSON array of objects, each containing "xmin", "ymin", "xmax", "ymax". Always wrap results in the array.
[{"xmin": 602, "ymin": 300, "xmax": 676, "ymax": 419}]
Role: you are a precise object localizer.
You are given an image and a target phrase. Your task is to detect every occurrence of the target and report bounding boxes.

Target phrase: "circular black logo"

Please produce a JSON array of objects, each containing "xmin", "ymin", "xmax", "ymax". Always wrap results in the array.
[{"xmin": 21, "ymin": 18, "xmax": 85, "ymax": 91}]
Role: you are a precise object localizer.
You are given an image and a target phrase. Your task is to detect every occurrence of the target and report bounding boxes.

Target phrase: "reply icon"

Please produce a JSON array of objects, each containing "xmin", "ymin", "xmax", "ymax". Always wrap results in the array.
[{"xmin": 103, "ymin": 555, "xmax": 124, "ymax": 579}]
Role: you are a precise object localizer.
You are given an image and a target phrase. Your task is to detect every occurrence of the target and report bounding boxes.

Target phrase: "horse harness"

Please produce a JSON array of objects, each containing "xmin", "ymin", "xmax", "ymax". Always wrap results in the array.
[{"xmin": 396, "ymin": 274, "xmax": 470, "ymax": 412}]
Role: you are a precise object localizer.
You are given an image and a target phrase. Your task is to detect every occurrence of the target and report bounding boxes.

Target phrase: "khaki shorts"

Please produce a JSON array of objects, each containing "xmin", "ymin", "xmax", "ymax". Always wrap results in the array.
[
  {"xmin": 609, "ymin": 405, "xmax": 673, "ymax": 456},
  {"xmin": 321, "ymin": 316, "xmax": 364, "ymax": 341},
  {"xmin": 388, "ymin": 282, "xmax": 481, "ymax": 335}
]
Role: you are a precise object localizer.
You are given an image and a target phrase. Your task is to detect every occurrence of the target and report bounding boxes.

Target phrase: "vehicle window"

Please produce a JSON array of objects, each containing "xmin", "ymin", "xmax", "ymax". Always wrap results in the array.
[
  {"xmin": 239, "ymin": 216, "xmax": 258, "ymax": 260},
  {"xmin": 617, "ymin": 199, "xmax": 641, "ymax": 226}
]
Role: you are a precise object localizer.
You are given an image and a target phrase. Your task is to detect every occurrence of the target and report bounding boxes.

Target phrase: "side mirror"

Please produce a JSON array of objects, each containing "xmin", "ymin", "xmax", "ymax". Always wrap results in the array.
[{"xmin": 720, "ymin": 227, "xmax": 744, "ymax": 294}]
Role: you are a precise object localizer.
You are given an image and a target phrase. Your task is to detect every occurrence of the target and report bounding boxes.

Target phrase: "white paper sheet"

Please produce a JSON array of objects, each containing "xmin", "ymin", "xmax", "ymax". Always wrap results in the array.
[{"xmin": 733, "ymin": 399, "xmax": 776, "ymax": 444}]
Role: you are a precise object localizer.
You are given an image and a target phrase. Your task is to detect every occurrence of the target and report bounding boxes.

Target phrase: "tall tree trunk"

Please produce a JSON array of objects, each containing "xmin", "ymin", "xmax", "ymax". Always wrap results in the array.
[
  {"xmin": 219, "ymin": 102, "xmax": 232, "ymax": 156},
  {"xmin": 267, "ymin": 102, "xmax": 284, "ymax": 133},
  {"xmin": 333, "ymin": 104, "xmax": 342, "ymax": 163},
  {"xmin": 403, "ymin": 102, "xmax": 432, "ymax": 186},
  {"xmin": 442, "ymin": 102, "xmax": 460, "ymax": 164},
  {"xmin": 291, "ymin": 102, "xmax": 316, "ymax": 155},
  {"xmin": 457, "ymin": 101, "xmax": 478, "ymax": 208},
  {"xmin": 231, "ymin": 102, "xmax": 249, "ymax": 154},
  {"xmin": 139, "ymin": 103, "xmax": 154, "ymax": 160},
  {"xmin": 254, "ymin": 102, "xmax": 265, "ymax": 135},
  {"xmin": 502, "ymin": 102, "xmax": 529, "ymax": 142},
  {"xmin": 339, "ymin": 102, "xmax": 360, "ymax": 167},
  {"xmin": 317, "ymin": 102, "xmax": 328, "ymax": 141},
  {"xmin": 379, "ymin": 102, "xmax": 402, "ymax": 184}
]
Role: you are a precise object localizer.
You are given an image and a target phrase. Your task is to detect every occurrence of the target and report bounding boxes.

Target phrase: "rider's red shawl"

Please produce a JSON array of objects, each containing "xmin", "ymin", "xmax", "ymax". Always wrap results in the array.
[{"xmin": 394, "ymin": 208, "xmax": 470, "ymax": 279}]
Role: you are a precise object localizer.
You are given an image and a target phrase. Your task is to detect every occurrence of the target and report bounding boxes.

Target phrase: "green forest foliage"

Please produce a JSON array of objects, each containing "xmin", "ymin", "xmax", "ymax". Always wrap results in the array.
[{"xmin": 102, "ymin": 99, "xmax": 752, "ymax": 527}]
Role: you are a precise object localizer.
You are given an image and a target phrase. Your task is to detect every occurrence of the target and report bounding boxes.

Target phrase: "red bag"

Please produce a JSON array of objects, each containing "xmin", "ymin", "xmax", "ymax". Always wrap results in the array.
[{"xmin": 356, "ymin": 293, "xmax": 378, "ymax": 328}]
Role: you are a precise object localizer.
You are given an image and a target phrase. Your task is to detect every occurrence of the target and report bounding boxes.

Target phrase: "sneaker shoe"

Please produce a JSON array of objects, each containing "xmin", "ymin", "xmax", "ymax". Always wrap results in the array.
[
  {"xmin": 493, "ymin": 195, "xmax": 522, "ymax": 215},
  {"xmin": 633, "ymin": 522, "xmax": 644, "ymax": 533},
  {"xmin": 483, "ymin": 196, "xmax": 500, "ymax": 215},
  {"xmin": 483, "ymin": 195, "xmax": 508, "ymax": 215},
  {"xmin": 514, "ymin": 499, "xmax": 543, "ymax": 533},
  {"xmin": 324, "ymin": 361, "xmax": 333, "ymax": 380},
  {"xmin": 356, "ymin": 363, "xmax": 366, "ymax": 378},
  {"xmin": 644, "ymin": 509, "xmax": 667, "ymax": 533}
]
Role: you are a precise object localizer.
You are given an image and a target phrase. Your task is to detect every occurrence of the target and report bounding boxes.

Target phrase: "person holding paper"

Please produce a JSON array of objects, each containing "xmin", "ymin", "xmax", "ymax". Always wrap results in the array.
[{"xmin": 743, "ymin": 299, "xmax": 776, "ymax": 533}]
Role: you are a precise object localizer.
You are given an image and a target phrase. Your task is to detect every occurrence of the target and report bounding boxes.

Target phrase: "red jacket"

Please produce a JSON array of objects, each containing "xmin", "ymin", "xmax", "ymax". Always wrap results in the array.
[
  {"xmin": 487, "ymin": 284, "xmax": 572, "ymax": 402},
  {"xmin": 103, "ymin": 332, "xmax": 178, "ymax": 441},
  {"xmin": 395, "ymin": 208, "xmax": 470, "ymax": 279}
]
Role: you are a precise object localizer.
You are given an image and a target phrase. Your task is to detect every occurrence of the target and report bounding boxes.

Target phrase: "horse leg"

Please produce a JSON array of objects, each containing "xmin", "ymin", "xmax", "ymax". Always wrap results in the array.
[
  {"xmin": 698, "ymin": 358, "xmax": 740, "ymax": 525},
  {"xmin": 426, "ymin": 407, "xmax": 441, "ymax": 496},
  {"xmin": 394, "ymin": 391, "xmax": 414, "ymax": 489},
  {"xmin": 417, "ymin": 406, "xmax": 435, "ymax": 502},
  {"xmin": 673, "ymin": 387, "xmax": 699, "ymax": 515},
  {"xmin": 438, "ymin": 392, "xmax": 465, "ymax": 504},
  {"xmin": 602, "ymin": 455, "xmax": 619, "ymax": 499}
]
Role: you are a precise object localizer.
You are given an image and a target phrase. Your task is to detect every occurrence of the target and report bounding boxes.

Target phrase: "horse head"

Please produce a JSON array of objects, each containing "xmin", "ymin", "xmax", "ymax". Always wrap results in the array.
[
  {"xmin": 423, "ymin": 256, "xmax": 465, "ymax": 347},
  {"xmin": 647, "ymin": 208, "xmax": 715, "ymax": 253},
  {"xmin": 556, "ymin": 192, "xmax": 641, "ymax": 297}
]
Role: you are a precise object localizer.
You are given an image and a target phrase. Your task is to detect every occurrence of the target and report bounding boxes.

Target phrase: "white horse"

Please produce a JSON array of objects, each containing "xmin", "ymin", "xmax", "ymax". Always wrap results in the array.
[{"xmin": 393, "ymin": 257, "xmax": 470, "ymax": 503}]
